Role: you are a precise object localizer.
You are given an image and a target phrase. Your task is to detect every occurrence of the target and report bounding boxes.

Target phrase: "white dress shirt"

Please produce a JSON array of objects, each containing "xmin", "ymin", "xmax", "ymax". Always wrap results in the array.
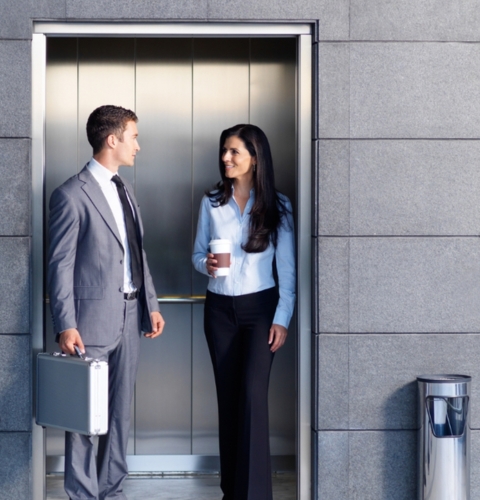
[
  {"xmin": 192, "ymin": 189, "xmax": 296, "ymax": 328},
  {"xmin": 87, "ymin": 159, "xmax": 136, "ymax": 293}
]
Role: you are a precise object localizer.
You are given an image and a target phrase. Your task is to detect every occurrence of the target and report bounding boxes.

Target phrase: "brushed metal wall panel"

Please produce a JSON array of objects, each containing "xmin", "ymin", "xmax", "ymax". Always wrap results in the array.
[
  {"xmin": 45, "ymin": 38, "xmax": 78, "ymax": 204},
  {"xmin": 250, "ymin": 38, "xmax": 297, "ymax": 204},
  {"xmin": 135, "ymin": 304, "xmax": 192, "ymax": 455},
  {"xmin": 191, "ymin": 38, "xmax": 250, "ymax": 296},
  {"xmin": 77, "ymin": 38, "xmax": 135, "ymax": 184},
  {"xmin": 192, "ymin": 303, "xmax": 219, "ymax": 454},
  {"xmin": 135, "ymin": 38, "xmax": 193, "ymax": 296}
]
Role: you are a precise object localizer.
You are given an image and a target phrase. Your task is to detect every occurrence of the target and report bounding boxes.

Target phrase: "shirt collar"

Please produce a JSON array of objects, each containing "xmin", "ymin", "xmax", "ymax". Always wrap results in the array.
[{"xmin": 87, "ymin": 158, "xmax": 117, "ymax": 184}]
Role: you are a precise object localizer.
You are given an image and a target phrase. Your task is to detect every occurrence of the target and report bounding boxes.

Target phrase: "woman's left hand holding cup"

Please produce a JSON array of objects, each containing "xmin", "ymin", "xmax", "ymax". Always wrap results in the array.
[{"xmin": 206, "ymin": 253, "xmax": 218, "ymax": 278}]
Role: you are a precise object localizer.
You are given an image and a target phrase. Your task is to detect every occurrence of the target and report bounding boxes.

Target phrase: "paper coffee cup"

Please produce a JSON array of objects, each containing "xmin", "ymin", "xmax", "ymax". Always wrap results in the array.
[{"xmin": 209, "ymin": 239, "xmax": 231, "ymax": 276}]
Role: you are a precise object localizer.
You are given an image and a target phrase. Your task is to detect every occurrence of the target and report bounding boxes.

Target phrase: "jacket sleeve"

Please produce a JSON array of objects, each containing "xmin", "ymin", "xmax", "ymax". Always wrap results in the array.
[
  {"xmin": 47, "ymin": 186, "xmax": 80, "ymax": 334},
  {"xmin": 136, "ymin": 204, "xmax": 160, "ymax": 333},
  {"xmin": 142, "ymin": 246, "xmax": 160, "ymax": 332}
]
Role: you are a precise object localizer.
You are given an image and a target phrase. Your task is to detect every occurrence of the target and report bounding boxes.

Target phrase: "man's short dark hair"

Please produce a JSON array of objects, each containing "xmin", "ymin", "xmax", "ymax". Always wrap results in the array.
[{"xmin": 86, "ymin": 105, "xmax": 138, "ymax": 155}]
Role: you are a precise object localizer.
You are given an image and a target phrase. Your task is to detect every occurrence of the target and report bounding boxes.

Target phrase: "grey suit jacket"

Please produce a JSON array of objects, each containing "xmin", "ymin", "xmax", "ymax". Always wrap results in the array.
[{"xmin": 47, "ymin": 165, "xmax": 160, "ymax": 346}]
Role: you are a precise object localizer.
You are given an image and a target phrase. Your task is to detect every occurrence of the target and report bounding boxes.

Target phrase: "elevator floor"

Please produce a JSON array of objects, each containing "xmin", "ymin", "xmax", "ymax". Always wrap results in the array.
[{"xmin": 46, "ymin": 473, "xmax": 296, "ymax": 499}]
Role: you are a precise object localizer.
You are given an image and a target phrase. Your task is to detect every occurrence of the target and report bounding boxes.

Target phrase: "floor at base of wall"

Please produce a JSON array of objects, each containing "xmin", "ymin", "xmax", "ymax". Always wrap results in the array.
[{"xmin": 47, "ymin": 473, "xmax": 296, "ymax": 499}]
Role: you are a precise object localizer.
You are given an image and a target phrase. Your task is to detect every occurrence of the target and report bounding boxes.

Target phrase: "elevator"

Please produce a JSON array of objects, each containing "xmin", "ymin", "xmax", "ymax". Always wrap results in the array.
[{"xmin": 43, "ymin": 36, "xmax": 297, "ymax": 476}]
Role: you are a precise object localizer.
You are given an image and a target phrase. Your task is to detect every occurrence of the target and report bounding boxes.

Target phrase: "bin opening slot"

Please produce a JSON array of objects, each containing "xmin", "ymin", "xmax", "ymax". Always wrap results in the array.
[{"xmin": 426, "ymin": 396, "xmax": 469, "ymax": 437}]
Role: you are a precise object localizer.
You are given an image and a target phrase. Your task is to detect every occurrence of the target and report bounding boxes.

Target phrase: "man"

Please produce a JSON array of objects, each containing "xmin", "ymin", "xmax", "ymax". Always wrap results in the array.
[{"xmin": 48, "ymin": 105, "xmax": 165, "ymax": 500}]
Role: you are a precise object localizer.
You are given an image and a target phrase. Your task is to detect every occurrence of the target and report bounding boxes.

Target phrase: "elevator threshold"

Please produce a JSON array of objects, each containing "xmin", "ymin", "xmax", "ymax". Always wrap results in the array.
[{"xmin": 46, "ymin": 472, "xmax": 296, "ymax": 500}]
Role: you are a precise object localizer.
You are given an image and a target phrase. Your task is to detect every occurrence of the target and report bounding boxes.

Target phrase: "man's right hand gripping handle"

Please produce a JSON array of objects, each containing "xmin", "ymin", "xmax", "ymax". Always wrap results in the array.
[{"xmin": 59, "ymin": 328, "xmax": 85, "ymax": 355}]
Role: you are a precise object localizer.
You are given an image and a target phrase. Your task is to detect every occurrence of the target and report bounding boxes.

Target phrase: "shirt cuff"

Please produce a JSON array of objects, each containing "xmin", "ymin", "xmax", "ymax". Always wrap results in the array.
[{"xmin": 272, "ymin": 310, "xmax": 289, "ymax": 329}]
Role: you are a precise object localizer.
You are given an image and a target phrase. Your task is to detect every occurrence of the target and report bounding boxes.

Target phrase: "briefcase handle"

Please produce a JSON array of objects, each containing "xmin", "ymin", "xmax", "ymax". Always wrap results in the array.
[{"xmin": 74, "ymin": 345, "xmax": 85, "ymax": 360}]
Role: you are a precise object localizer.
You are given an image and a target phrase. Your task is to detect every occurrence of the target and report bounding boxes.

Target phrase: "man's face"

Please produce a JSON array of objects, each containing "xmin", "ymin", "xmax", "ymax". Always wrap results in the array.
[{"xmin": 114, "ymin": 120, "xmax": 140, "ymax": 167}]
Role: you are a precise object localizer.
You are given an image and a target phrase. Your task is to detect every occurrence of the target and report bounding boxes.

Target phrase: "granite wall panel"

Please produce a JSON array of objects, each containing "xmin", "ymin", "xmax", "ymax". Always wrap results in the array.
[
  {"xmin": 317, "ymin": 430, "xmax": 349, "ymax": 500},
  {"xmin": 348, "ymin": 334, "xmax": 480, "ymax": 430},
  {"xmin": 318, "ymin": 43, "xmax": 349, "ymax": 138},
  {"xmin": 350, "ymin": 43, "xmax": 480, "ymax": 138},
  {"xmin": 207, "ymin": 0, "xmax": 349, "ymax": 40},
  {"xmin": 349, "ymin": 237, "xmax": 480, "ymax": 333},
  {"xmin": 316, "ymin": 334, "xmax": 480, "ymax": 431},
  {"xmin": 315, "ymin": 430, "xmax": 417, "ymax": 500},
  {"xmin": 316, "ymin": 140, "xmax": 349, "ymax": 236},
  {"xmin": 350, "ymin": 140, "xmax": 480, "ymax": 236},
  {"xmin": 0, "ymin": 335, "xmax": 30, "ymax": 431},
  {"xmin": 65, "ymin": 0, "xmax": 208, "ymax": 19},
  {"xmin": 0, "ymin": 139, "xmax": 30, "ymax": 235},
  {"xmin": 0, "ymin": 238, "xmax": 30, "ymax": 334},
  {"xmin": 0, "ymin": 0, "xmax": 30, "ymax": 39},
  {"xmin": 316, "ymin": 237, "xmax": 349, "ymax": 333},
  {"xmin": 31, "ymin": 0, "xmax": 66, "ymax": 20},
  {"xmin": 0, "ymin": 433, "xmax": 30, "ymax": 500},
  {"xmin": 351, "ymin": 0, "xmax": 480, "ymax": 42},
  {"xmin": 0, "ymin": 41, "xmax": 30, "ymax": 138},
  {"xmin": 315, "ymin": 334, "xmax": 349, "ymax": 430}
]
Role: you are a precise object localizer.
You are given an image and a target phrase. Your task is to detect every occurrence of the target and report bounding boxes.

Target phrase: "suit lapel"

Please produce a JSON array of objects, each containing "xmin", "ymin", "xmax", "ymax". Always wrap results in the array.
[{"xmin": 78, "ymin": 166, "xmax": 123, "ymax": 247}]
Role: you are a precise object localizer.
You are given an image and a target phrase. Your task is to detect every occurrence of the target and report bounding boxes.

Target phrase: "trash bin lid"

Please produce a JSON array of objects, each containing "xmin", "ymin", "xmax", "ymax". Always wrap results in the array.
[{"xmin": 417, "ymin": 374, "xmax": 471, "ymax": 383}]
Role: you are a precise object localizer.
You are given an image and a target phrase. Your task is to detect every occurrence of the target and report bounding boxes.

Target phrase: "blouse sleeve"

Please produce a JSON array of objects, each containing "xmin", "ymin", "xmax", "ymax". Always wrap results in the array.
[
  {"xmin": 192, "ymin": 196, "xmax": 210, "ymax": 276},
  {"xmin": 272, "ymin": 197, "xmax": 296, "ymax": 328}
]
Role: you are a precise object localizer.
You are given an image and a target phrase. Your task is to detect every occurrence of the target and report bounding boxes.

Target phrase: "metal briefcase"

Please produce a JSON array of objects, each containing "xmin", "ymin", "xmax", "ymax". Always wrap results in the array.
[{"xmin": 36, "ymin": 352, "xmax": 109, "ymax": 436}]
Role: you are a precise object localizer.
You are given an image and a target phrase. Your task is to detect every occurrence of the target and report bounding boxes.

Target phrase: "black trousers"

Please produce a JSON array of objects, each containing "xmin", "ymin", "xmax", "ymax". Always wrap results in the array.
[{"xmin": 204, "ymin": 287, "xmax": 278, "ymax": 500}]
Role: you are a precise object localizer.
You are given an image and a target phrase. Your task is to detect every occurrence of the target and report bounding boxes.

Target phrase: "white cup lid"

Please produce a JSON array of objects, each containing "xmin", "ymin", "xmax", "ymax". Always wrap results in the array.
[{"xmin": 209, "ymin": 239, "xmax": 231, "ymax": 245}]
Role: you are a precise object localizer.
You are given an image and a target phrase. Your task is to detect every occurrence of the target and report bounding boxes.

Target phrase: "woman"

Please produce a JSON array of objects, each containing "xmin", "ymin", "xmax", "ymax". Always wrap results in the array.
[{"xmin": 192, "ymin": 124, "xmax": 296, "ymax": 500}]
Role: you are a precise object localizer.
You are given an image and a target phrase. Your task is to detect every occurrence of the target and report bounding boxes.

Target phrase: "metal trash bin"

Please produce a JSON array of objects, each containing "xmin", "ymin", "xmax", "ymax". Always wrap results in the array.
[{"xmin": 417, "ymin": 375, "xmax": 471, "ymax": 500}]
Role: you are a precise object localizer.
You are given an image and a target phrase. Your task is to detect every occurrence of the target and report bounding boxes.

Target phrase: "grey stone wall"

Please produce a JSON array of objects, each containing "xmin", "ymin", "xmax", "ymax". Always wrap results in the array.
[
  {"xmin": 316, "ymin": 3, "xmax": 480, "ymax": 498},
  {"xmin": 0, "ymin": 0, "xmax": 33, "ymax": 491},
  {"xmin": 0, "ymin": 0, "xmax": 479, "ymax": 498}
]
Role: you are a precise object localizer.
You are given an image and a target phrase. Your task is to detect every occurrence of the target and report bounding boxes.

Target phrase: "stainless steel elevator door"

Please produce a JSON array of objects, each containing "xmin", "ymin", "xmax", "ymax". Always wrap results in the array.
[{"xmin": 44, "ymin": 37, "xmax": 297, "ymax": 472}]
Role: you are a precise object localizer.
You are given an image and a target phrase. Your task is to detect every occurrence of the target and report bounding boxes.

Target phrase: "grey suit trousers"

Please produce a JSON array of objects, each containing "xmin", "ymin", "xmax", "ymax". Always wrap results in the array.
[{"xmin": 64, "ymin": 298, "xmax": 141, "ymax": 500}]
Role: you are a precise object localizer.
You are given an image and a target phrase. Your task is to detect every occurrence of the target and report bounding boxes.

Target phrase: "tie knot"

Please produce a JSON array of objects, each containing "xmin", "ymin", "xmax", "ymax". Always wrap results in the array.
[{"xmin": 111, "ymin": 174, "xmax": 124, "ymax": 187}]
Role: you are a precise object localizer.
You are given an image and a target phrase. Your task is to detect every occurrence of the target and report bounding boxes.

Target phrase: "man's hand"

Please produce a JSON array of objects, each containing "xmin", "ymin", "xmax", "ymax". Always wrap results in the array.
[
  {"xmin": 144, "ymin": 311, "xmax": 165, "ymax": 339},
  {"xmin": 59, "ymin": 328, "xmax": 85, "ymax": 355},
  {"xmin": 268, "ymin": 324, "xmax": 288, "ymax": 353}
]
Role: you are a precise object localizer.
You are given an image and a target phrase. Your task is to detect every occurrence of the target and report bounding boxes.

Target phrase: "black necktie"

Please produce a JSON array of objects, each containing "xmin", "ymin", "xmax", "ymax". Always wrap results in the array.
[{"xmin": 111, "ymin": 175, "xmax": 143, "ymax": 291}]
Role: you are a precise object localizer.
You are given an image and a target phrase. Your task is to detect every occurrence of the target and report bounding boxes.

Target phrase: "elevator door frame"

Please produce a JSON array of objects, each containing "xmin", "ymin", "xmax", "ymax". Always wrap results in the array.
[{"xmin": 32, "ymin": 22, "xmax": 312, "ymax": 500}]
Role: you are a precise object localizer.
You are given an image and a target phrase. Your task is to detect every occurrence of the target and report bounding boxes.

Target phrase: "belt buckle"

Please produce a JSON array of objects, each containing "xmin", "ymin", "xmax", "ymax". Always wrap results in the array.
[{"xmin": 125, "ymin": 291, "xmax": 137, "ymax": 300}]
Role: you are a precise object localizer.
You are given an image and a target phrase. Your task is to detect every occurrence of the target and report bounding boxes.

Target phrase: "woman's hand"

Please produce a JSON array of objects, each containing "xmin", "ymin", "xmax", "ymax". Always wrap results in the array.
[
  {"xmin": 268, "ymin": 324, "xmax": 288, "ymax": 352},
  {"xmin": 206, "ymin": 253, "xmax": 218, "ymax": 278}
]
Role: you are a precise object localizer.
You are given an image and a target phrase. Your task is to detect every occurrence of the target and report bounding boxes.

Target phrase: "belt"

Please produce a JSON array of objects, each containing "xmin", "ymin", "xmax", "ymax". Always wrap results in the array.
[{"xmin": 124, "ymin": 291, "xmax": 139, "ymax": 300}]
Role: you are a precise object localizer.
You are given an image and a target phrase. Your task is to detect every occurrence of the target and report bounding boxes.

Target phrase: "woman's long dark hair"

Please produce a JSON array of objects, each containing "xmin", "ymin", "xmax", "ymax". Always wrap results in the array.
[{"xmin": 206, "ymin": 124, "xmax": 291, "ymax": 253}]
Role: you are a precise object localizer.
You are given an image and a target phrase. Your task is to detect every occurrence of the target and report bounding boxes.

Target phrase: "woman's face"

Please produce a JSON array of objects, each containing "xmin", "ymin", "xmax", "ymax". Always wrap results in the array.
[{"xmin": 222, "ymin": 135, "xmax": 256, "ymax": 184}]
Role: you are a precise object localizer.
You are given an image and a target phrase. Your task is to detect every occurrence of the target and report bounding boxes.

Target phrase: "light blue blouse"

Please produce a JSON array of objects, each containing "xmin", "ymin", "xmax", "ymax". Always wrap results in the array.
[{"xmin": 192, "ymin": 189, "xmax": 296, "ymax": 329}]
